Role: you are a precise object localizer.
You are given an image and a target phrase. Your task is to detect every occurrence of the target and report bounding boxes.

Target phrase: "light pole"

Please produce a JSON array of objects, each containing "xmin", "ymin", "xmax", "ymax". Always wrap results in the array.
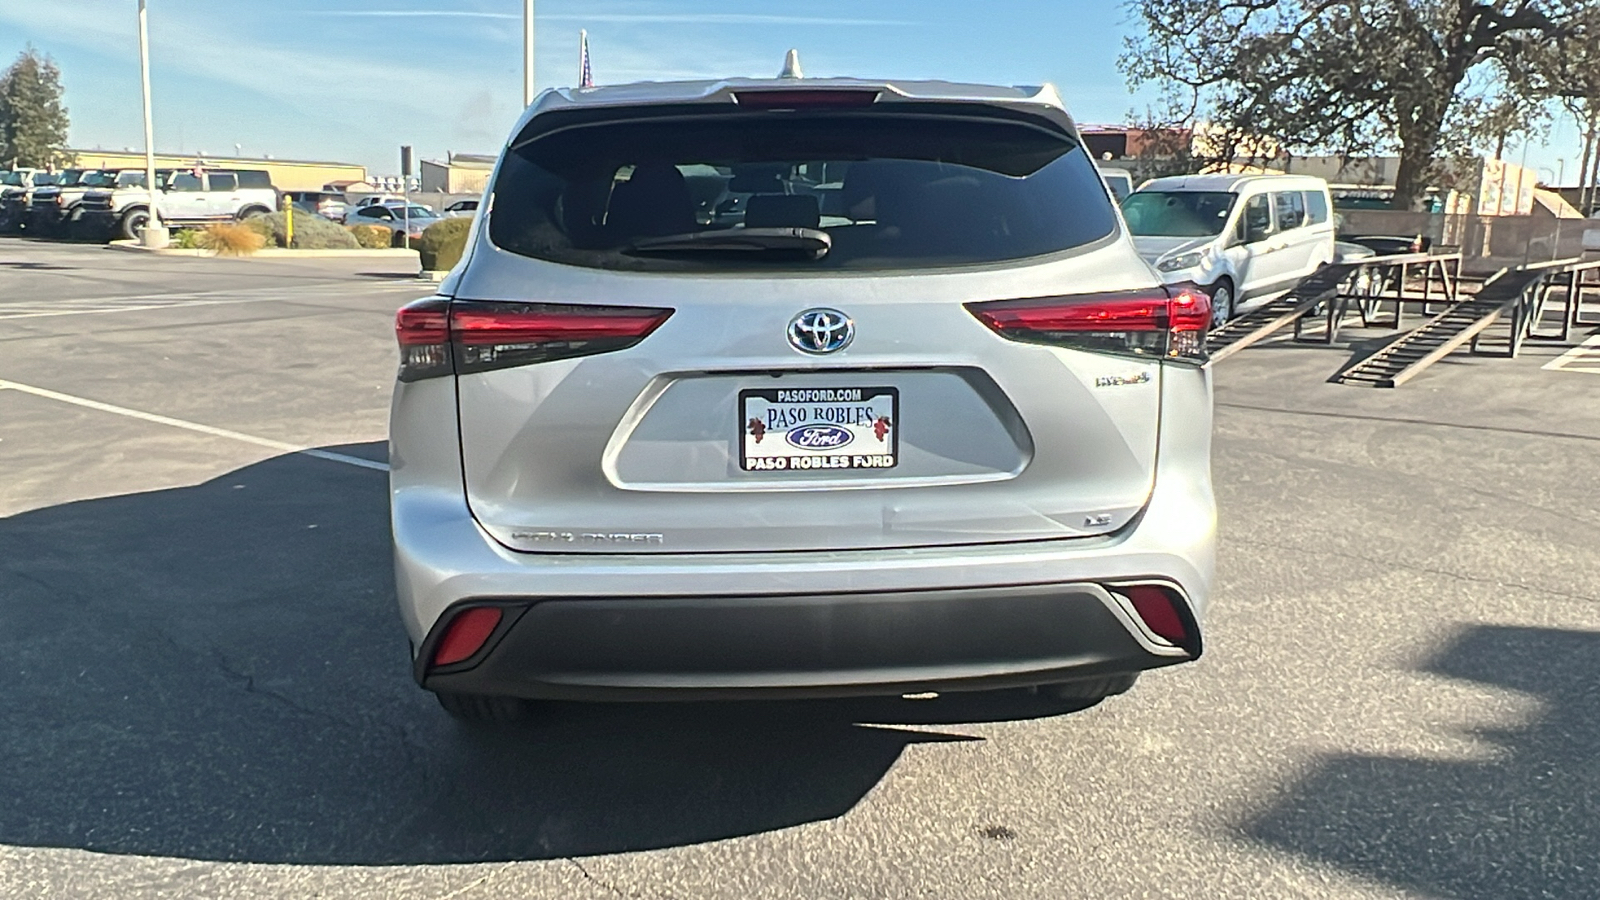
[
  {"xmin": 137, "ymin": 0, "xmax": 167, "ymax": 247},
  {"xmin": 522, "ymin": 0, "xmax": 535, "ymax": 107}
]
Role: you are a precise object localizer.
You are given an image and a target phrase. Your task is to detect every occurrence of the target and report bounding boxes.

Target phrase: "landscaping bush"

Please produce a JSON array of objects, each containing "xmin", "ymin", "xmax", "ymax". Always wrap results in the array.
[
  {"xmin": 170, "ymin": 228, "xmax": 202, "ymax": 249},
  {"xmin": 345, "ymin": 223, "xmax": 392, "ymax": 250},
  {"xmin": 418, "ymin": 217, "xmax": 472, "ymax": 271},
  {"xmin": 194, "ymin": 222, "xmax": 266, "ymax": 256},
  {"xmin": 243, "ymin": 211, "xmax": 358, "ymax": 250}
]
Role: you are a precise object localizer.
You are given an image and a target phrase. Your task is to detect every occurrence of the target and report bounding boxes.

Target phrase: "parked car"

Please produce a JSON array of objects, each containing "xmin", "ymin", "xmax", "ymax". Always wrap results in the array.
[
  {"xmin": 443, "ymin": 198, "xmax": 479, "ymax": 218},
  {"xmin": 1123, "ymin": 173, "xmax": 1335, "ymax": 326},
  {"xmin": 27, "ymin": 169, "xmax": 123, "ymax": 238},
  {"xmin": 353, "ymin": 194, "xmax": 407, "ymax": 209},
  {"xmin": 282, "ymin": 189, "xmax": 348, "ymax": 223},
  {"xmin": 391, "ymin": 73, "xmax": 1215, "ymax": 724},
  {"xmin": 0, "ymin": 169, "xmax": 58, "ymax": 234},
  {"xmin": 348, "ymin": 202, "xmax": 440, "ymax": 245},
  {"xmin": 78, "ymin": 168, "xmax": 278, "ymax": 242},
  {"xmin": 1344, "ymin": 234, "xmax": 1429, "ymax": 256}
]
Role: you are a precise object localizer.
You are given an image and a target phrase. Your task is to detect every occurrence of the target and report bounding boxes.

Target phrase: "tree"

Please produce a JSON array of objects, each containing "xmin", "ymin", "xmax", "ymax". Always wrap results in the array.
[
  {"xmin": 1121, "ymin": 1, "xmax": 1586, "ymax": 210},
  {"xmin": 0, "ymin": 47, "xmax": 70, "ymax": 170}
]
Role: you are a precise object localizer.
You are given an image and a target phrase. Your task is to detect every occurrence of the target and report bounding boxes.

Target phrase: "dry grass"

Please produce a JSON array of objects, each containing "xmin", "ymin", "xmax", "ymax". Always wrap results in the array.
[{"xmin": 194, "ymin": 222, "xmax": 267, "ymax": 256}]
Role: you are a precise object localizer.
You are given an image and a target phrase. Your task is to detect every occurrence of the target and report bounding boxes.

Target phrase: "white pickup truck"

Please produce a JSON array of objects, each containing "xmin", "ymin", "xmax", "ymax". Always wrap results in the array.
[{"xmin": 79, "ymin": 168, "xmax": 279, "ymax": 241}]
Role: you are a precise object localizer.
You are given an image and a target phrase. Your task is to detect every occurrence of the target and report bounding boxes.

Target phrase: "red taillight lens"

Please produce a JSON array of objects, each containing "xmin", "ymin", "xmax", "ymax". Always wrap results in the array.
[
  {"xmin": 733, "ymin": 89, "xmax": 881, "ymax": 109},
  {"xmin": 966, "ymin": 285, "xmax": 1210, "ymax": 363},
  {"xmin": 1123, "ymin": 584, "xmax": 1193, "ymax": 648},
  {"xmin": 395, "ymin": 297, "xmax": 452, "ymax": 382},
  {"xmin": 449, "ymin": 301, "xmax": 673, "ymax": 375},
  {"xmin": 394, "ymin": 299, "xmax": 674, "ymax": 381},
  {"xmin": 432, "ymin": 606, "xmax": 503, "ymax": 667}
]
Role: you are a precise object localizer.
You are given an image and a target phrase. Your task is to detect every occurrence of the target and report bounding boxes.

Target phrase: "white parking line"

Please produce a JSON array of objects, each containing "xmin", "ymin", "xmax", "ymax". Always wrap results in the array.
[
  {"xmin": 0, "ymin": 379, "xmax": 389, "ymax": 472},
  {"xmin": 1542, "ymin": 335, "xmax": 1600, "ymax": 374},
  {"xmin": 0, "ymin": 282, "xmax": 427, "ymax": 321}
]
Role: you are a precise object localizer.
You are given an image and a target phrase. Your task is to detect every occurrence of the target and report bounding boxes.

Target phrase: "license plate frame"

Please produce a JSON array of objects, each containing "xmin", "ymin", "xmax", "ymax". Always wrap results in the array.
[{"xmin": 738, "ymin": 386, "xmax": 899, "ymax": 472}]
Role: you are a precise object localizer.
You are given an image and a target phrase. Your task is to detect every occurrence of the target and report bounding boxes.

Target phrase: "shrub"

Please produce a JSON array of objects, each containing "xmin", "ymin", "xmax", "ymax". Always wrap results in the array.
[
  {"xmin": 243, "ymin": 211, "xmax": 359, "ymax": 250},
  {"xmin": 345, "ymin": 223, "xmax": 392, "ymax": 250},
  {"xmin": 170, "ymin": 228, "xmax": 201, "ymax": 249},
  {"xmin": 194, "ymin": 223, "xmax": 266, "ymax": 256},
  {"xmin": 418, "ymin": 217, "xmax": 472, "ymax": 271}
]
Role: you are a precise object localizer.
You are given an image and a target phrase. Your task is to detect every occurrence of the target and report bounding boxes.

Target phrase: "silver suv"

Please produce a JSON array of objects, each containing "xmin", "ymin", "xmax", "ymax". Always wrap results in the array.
[{"xmin": 390, "ymin": 75, "xmax": 1217, "ymax": 723}]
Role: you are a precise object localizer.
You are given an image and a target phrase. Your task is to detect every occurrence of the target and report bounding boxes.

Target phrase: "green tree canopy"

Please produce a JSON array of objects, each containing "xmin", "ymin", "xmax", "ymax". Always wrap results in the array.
[
  {"xmin": 1121, "ymin": 1, "xmax": 1588, "ymax": 210},
  {"xmin": 0, "ymin": 47, "xmax": 70, "ymax": 169}
]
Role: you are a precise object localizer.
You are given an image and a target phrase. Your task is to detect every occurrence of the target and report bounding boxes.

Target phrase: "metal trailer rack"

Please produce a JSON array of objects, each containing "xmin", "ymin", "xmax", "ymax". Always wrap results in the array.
[
  {"xmin": 1332, "ymin": 256, "xmax": 1600, "ymax": 387},
  {"xmin": 1204, "ymin": 251, "xmax": 1463, "ymax": 364}
]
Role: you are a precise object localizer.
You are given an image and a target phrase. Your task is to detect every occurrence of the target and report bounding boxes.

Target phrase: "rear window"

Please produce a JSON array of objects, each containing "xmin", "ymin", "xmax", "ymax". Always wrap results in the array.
[
  {"xmin": 1304, "ymin": 190, "xmax": 1329, "ymax": 224},
  {"xmin": 237, "ymin": 170, "xmax": 272, "ymax": 188},
  {"xmin": 488, "ymin": 111, "xmax": 1117, "ymax": 272}
]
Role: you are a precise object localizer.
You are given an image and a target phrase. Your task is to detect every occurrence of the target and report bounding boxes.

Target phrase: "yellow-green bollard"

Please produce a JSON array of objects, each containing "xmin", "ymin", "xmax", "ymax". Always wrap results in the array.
[{"xmin": 285, "ymin": 198, "xmax": 295, "ymax": 248}]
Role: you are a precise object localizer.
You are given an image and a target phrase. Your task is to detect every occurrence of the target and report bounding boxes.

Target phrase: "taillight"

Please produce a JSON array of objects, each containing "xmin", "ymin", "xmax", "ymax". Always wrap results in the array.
[
  {"xmin": 395, "ymin": 297, "xmax": 452, "ymax": 382},
  {"xmin": 450, "ymin": 300, "xmax": 673, "ymax": 375},
  {"xmin": 394, "ymin": 298, "xmax": 673, "ymax": 382},
  {"xmin": 966, "ymin": 284, "xmax": 1210, "ymax": 364}
]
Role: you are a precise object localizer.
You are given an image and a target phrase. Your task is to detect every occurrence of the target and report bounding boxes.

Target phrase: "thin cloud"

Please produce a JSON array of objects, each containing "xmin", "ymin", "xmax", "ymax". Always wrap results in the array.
[
  {"xmin": 307, "ymin": 10, "xmax": 519, "ymax": 19},
  {"xmin": 310, "ymin": 10, "xmax": 914, "ymax": 26}
]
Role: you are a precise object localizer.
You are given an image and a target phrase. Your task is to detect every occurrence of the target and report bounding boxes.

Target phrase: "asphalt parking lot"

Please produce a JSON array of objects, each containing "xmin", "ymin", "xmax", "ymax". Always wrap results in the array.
[{"xmin": 2, "ymin": 238, "xmax": 1598, "ymax": 899}]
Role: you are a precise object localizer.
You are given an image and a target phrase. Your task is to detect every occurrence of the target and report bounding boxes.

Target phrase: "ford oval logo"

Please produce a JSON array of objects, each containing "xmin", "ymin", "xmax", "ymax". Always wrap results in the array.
[
  {"xmin": 787, "ymin": 308, "xmax": 854, "ymax": 354},
  {"xmin": 786, "ymin": 424, "xmax": 854, "ymax": 450}
]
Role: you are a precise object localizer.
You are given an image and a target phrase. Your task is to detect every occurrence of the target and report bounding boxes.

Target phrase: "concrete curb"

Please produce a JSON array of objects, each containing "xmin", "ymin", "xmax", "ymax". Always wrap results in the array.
[{"xmin": 108, "ymin": 240, "xmax": 420, "ymax": 260}]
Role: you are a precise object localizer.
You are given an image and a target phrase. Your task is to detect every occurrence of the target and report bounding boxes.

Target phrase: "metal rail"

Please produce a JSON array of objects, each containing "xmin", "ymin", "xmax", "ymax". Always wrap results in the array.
[
  {"xmin": 1523, "ymin": 258, "xmax": 1600, "ymax": 342},
  {"xmin": 1332, "ymin": 268, "xmax": 1548, "ymax": 387},
  {"xmin": 1204, "ymin": 262, "xmax": 1360, "ymax": 362},
  {"xmin": 1292, "ymin": 251, "xmax": 1464, "ymax": 343}
]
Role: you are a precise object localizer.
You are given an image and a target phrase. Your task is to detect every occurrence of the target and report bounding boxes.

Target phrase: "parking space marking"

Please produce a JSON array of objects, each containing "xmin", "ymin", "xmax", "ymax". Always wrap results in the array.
[
  {"xmin": 1542, "ymin": 335, "xmax": 1600, "ymax": 374},
  {"xmin": 0, "ymin": 282, "xmax": 427, "ymax": 321},
  {"xmin": 0, "ymin": 379, "xmax": 389, "ymax": 472}
]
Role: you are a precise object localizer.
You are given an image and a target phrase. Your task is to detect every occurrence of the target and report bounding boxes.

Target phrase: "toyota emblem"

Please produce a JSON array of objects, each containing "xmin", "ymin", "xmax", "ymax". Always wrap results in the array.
[{"xmin": 787, "ymin": 308, "xmax": 854, "ymax": 354}]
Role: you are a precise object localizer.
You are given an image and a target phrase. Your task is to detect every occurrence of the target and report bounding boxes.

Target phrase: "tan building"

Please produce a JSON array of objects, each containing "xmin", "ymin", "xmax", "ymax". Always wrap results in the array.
[
  {"xmin": 65, "ymin": 150, "xmax": 365, "ymax": 192},
  {"xmin": 420, "ymin": 152, "xmax": 496, "ymax": 194}
]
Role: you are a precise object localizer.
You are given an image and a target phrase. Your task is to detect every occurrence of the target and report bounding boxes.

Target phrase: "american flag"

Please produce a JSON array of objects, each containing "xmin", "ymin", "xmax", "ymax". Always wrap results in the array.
[{"xmin": 579, "ymin": 29, "xmax": 593, "ymax": 88}]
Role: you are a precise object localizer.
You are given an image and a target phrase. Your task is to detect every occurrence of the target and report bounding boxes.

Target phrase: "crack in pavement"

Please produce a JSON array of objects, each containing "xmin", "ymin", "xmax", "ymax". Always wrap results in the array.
[
  {"xmin": 568, "ymin": 858, "xmax": 638, "ymax": 899},
  {"xmin": 431, "ymin": 861, "xmax": 519, "ymax": 900}
]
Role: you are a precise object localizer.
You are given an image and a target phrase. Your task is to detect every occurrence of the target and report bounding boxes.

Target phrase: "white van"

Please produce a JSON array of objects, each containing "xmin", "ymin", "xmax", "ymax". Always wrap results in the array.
[{"xmin": 1121, "ymin": 174, "xmax": 1335, "ymax": 326}]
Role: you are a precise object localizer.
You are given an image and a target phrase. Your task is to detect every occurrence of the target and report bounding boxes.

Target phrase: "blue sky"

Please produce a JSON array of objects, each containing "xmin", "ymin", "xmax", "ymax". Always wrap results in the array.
[{"xmin": 0, "ymin": 0, "xmax": 1576, "ymax": 180}]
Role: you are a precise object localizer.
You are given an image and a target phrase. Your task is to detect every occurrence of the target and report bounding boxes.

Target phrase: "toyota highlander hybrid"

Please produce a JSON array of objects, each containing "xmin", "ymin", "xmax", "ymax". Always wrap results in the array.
[{"xmin": 390, "ymin": 73, "xmax": 1217, "ymax": 723}]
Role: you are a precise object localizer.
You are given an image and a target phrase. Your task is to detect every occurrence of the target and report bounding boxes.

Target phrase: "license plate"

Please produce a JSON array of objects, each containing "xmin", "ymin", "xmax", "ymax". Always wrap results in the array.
[{"xmin": 739, "ymin": 386, "xmax": 898, "ymax": 472}]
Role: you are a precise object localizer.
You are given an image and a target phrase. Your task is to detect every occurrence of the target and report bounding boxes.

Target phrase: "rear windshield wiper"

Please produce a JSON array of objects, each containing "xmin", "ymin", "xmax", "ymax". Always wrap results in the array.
[{"xmin": 627, "ymin": 227, "xmax": 831, "ymax": 260}]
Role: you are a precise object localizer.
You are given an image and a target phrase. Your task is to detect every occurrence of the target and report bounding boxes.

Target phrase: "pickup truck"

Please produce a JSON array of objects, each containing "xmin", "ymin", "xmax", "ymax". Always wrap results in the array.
[{"xmin": 79, "ymin": 168, "xmax": 279, "ymax": 242}]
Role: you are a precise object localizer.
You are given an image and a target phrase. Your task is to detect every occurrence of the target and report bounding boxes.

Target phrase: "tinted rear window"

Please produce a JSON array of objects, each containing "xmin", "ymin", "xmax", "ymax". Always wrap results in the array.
[
  {"xmin": 488, "ymin": 111, "xmax": 1116, "ymax": 272},
  {"xmin": 237, "ymin": 170, "xmax": 272, "ymax": 188}
]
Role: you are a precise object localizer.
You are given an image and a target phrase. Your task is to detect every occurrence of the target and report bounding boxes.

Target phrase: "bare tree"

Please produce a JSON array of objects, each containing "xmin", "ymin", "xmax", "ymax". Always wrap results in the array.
[{"xmin": 1121, "ymin": 1, "xmax": 1585, "ymax": 210}]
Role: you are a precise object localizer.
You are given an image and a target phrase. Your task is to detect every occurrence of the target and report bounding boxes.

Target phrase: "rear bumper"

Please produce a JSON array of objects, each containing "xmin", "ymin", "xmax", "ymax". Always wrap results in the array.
[
  {"xmin": 418, "ymin": 582, "xmax": 1194, "ymax": 701},
  {"xmin": 392, "ymin": 363, "xmax": 1216, "ymax": 700}
]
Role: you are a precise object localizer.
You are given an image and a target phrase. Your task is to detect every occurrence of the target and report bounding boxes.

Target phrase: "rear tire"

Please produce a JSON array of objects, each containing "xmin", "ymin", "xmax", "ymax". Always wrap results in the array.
[
  {"xmin": 237, "ymin": 206, "xmax": 271, "ymax": 220},
  {"xmin": 433, "ymin": 690, "xmax": 534, "ymax": 725}
]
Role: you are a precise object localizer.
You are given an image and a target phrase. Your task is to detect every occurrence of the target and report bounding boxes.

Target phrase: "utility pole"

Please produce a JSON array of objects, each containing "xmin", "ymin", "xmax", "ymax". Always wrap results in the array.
[
  {"xmin": 137, "ymin": 0, "xmax": 167, "ymax": 247},
  {"xmin": 522, "ymin": 0, "xmax": 535, "ymax": 107}
]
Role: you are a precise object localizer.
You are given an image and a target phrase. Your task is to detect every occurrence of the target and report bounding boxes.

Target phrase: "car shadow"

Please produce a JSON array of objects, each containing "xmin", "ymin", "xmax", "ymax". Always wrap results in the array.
[
  {"xmin": 1239, "ymin": 624, "xmax": 1600, "ymax": 898},
  {"xmin": 0, "ymin": 444, "xmax": 1071, "ymax": 865}
]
